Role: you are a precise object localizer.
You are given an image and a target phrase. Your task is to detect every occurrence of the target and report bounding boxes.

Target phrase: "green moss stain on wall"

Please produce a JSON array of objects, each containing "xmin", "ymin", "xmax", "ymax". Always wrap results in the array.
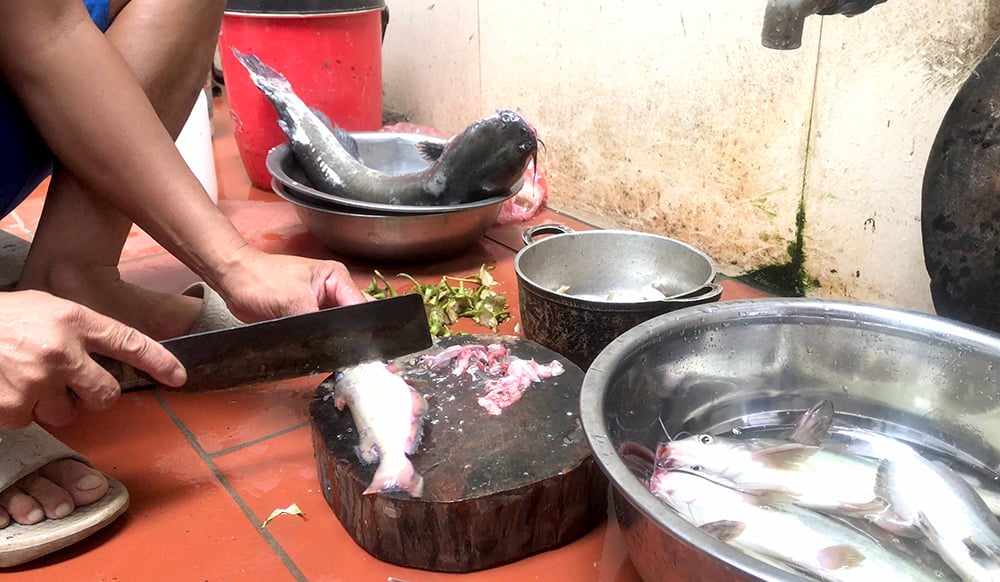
[{"xmin": 738, "ymin": 197, "xmax": 819, "ymax": 297}]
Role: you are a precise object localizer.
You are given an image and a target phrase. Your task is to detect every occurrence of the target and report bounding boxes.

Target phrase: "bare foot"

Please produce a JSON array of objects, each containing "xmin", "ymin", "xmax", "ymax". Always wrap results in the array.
[
  {"xmin": 0, "ymin": 459, "xmax": 108, "ymax": 527},
  {"xmin": 17, "ymin": 262, "xmax": 202, "ymax": 340}
]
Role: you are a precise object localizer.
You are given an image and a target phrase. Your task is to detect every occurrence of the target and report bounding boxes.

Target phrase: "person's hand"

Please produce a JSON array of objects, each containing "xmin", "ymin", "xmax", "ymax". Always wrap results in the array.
[
  {"xmin": 212, "ymin": 247, "xmax": 368, "ymax": 322},
  {"xmin": 0, "ymin": 291, "xmax": 186, "ymax": 429}
]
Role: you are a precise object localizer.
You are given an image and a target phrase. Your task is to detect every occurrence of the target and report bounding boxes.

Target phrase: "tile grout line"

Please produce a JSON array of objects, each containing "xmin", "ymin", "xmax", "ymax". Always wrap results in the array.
[
  {"xmin": 207, "ymin": 421, "xmax": 310, "ymax": 460},
  {"xmin": 150, "ymin": 390, "xmax": 309, "ymax": 582}
]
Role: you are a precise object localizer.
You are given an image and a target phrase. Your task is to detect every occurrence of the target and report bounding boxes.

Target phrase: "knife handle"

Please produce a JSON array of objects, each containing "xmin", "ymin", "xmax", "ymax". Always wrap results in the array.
[{"xmin": 92, "ymin": 354, "xmax": 157, "ymax": 391}]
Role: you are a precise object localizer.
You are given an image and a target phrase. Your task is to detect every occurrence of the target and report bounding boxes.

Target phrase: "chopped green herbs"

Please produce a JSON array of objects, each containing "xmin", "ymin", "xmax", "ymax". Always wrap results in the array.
[{"xmin": 365, "ymin": 264, "xmax": 510, "ymax": 337}]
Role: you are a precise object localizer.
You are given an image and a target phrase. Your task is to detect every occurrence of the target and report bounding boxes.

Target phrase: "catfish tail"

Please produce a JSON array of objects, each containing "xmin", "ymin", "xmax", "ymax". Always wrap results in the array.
[
  {"xmin": 231, "ymin": 48, "xmax": 293, "ymax": 100},
  {"xmin": 363, "ymin": 457, "xmax": 424, "ymax": 497}
]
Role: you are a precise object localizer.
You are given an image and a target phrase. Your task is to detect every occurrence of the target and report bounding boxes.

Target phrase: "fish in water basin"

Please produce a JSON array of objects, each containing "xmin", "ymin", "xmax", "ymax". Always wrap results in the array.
[
  {"xmin": 650, "ymin": 468, "xmax": 954, "ymax": 582},
  {"xmin": 329, "ymin": 362, "xmax": 428, "ymax": 497},
  {"xmin": 836, "ymin": 428, "xmax": 1000, "ymax": 582},
  {"xmin": 659, "ymin": 432, "xmax": 889, "ymax": 520},
  {"xmin": 232, "ymin": 49, "xmax": 539, "ymax": 207}
]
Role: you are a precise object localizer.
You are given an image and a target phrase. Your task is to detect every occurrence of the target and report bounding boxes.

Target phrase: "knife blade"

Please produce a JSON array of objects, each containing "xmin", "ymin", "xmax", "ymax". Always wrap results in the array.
[{"xmin": 98, "ymin": 293, "xmax": 432, "ymax": 392}]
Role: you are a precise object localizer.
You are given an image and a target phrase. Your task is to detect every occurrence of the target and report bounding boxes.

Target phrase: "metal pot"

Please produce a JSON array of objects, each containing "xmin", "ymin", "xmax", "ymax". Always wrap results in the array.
[
  {"xmin": 580, "ymin": 298, "xmax": 1000, "ymax": 581},
  {"xmin": 514, "ymin": 225, "xmax": 722, "ymax": 369}
]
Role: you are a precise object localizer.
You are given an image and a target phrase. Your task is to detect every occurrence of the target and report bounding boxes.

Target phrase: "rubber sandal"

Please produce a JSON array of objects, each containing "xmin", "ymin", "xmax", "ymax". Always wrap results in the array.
[
  {"xmin": 0, "ymin": 424, "xmax": 129, "ymax": 567},
  {"xmin": 182, "ymin": 281, "xmax": 245, "ymax": 334}
]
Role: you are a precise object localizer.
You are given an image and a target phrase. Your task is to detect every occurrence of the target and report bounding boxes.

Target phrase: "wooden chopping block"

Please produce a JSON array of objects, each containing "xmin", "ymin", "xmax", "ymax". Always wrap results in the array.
[{"xmin": 309, "ymin": 334, "xmax": 608, "ymax": 573}]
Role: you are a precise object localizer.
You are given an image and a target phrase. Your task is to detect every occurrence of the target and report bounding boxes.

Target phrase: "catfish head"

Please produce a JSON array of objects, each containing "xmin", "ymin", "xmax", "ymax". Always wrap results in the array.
[{"xmin": 419, "ymin": 109, "xmax": 538, "ymax": 204}]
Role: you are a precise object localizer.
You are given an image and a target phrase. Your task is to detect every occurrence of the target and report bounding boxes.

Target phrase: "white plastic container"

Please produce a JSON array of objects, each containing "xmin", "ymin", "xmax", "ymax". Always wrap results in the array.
[{"xmin": 175, "ymin": 88, "xmax": 218, "ymax": 203}]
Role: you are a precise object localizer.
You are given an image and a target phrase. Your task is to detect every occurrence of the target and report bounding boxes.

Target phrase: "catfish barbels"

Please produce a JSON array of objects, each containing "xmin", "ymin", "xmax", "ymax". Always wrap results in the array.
[{"xmin": 232, "ymin": 49, "xmax": 538, "ymax": 207}]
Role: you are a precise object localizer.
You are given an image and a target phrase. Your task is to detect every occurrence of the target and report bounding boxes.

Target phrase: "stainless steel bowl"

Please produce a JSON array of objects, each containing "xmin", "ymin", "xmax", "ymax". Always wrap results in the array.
[
  {"xmin": 266, "ymin": 133, "xmax": 518, "ymax": 214},
  {"xmin": 580, "ymin": 298, "xmax": 1000, "ymax": 581},
  {"xmin": 272, "ymin": 181, "xmax": 505, "ymax": 262}
]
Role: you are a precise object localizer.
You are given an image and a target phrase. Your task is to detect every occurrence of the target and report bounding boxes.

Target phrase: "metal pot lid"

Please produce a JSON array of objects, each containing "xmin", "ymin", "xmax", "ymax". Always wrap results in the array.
[{"xmin": 225, "ymin": 0, "xmax": 384, "ymax": 14}]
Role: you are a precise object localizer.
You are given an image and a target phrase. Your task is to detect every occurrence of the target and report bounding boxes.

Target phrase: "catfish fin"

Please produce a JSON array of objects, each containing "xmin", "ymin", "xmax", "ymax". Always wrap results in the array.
[
  {"xmin": 750, "ymin": 443, "xmax": 819, "ymax": 470},
  {"xmin": 303, "ymin": 106, "xmax": 361, "ymax": 160},
  {"xmin": 816, "ymin": 545, "xmax": 866, "ymax": 570},
  {"xmin": 870, "ymin": 508, "xmax": 920, "ymax": 538},
  {"xmin": 364, "ymin": 457, "xmax": 424, "ymax": 497},
  {"xmin": 309, "ymin": 107, "xmax": 334, "ymax": 131},
  {"xmin": 353, "ymin": 441, "xmax": 380, "ymax": 465},
  {"xmin": 405, "ymin": 392, "xmax": 428, "ymax": 455},
  {"xmin": 949, "ymin": 515, "xmax": 1000, "ymax": 565},
  {"xmin": 738, "ymin": 486, "xmax": 800, "ymax": 508},
  {"xmin": 328, "ymin": 123, "xmax": 362, "ymax": 161},
  {"xmin": 836, "ymin": 498, "xmax": 890, "ymax": 518},
  {"xmin": 699, "ymin": 520, "xmax": 746, "ymax": 542},
  {"xmin": 415, "ymin": 140, "xmax": 445, "ymax": 161},
  {"xmin": 874, "ymin": 459, "xmax": 892, "ymax": 499},
  {"xmin": 788, "ymin": 400, "xmax": 835, "ymax": 445},
  {"xmin": 915, "ymin": 513, "xmax": 952, "ymax": 551}
]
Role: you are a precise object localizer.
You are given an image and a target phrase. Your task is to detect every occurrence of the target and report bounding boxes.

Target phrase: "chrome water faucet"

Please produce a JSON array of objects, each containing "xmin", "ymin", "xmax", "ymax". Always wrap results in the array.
[{"xmin": 762, "ymin": 0, "xmax": 887, "ymax": 50}]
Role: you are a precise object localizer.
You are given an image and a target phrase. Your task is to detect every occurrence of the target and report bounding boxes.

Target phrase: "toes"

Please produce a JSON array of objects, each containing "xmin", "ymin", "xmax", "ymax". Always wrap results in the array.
[
  {"xmin": 18, "ymin": 473, "xmax": 75, "ymax": 519},
  {"xmin": 0, "ymin": 486, "xmax": 45, "ymax": 525},
  {"xmin": 38, "ymin": 458, "xmax": 109, "ymax": 507},
  {"xmin": 0, "ymin": 460, "xmax": 109, "ymax": 527}
]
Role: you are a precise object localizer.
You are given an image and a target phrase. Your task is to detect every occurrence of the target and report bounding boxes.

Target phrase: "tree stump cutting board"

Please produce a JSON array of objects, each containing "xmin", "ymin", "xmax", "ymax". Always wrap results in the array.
[{"xmin": 308, "ymin": 334, "xmax": 608, "ymax": 572}]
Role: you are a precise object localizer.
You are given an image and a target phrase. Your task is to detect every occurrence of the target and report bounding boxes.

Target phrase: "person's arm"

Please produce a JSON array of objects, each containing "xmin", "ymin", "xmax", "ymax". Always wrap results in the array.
[
  {"xmin": 0, "ymin": 2, "xmax": 248, "ymax": 284},
  {"xmin": 0, "ymin": 2, "xmax": 366, "ymax": 320},
  {"xmin": 0, "ymin": 291, "xmax": 185, "ymax": 429}
]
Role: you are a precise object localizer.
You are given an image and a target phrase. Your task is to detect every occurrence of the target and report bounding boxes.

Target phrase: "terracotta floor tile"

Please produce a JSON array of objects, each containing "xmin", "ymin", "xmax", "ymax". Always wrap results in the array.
[
  {"xmin": 119, "ymin": 251, "xmax": 198, "ymax": 294},
  {"xmin": 215, "ymin": 426, "xmax": 640, "ymax": 582},
  {"xmin": 9, "ymin": 393, "xmax": 295, "ymax": 580},
  {"xmin": 155, "ymin": 376, "xmax": 323, "ymax": 456},
  {"xmin": 219, "ymin": 198, "xmax": 301, "ymax": 238},
  {"xmin": 120, "ymin": 225, "xmax": 169, "ymax": 261},
  {"xmin": 211, "ymin": 425, "xmax": 369, "ymax": 581},
  {"xmin": 2, "ymin": 199, "xmax": 44, "ymax": 239},
  {"xmin": 487, "ymin": 210, "xmax": 596, "ymax": 253},
  {"xmin": 719, "ymin": 277, "xmax": 774, "ymax": 301}
]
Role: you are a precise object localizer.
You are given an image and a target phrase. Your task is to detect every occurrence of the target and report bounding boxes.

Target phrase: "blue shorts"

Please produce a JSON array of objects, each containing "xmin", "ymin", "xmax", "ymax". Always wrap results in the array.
[{"xmin": 0, "ymin": 1, "xmax": 111, "ymax": 217}]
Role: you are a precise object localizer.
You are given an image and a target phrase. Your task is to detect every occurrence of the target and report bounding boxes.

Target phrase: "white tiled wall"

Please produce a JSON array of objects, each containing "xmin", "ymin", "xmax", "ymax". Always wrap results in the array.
[{"xmin": 381, "ymin": 0, "xmax": 1000, "ymax": 314}]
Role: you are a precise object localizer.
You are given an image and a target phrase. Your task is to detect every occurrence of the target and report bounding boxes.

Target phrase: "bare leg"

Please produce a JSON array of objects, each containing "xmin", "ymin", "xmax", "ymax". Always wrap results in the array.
[
  {"xmin": 17, "ymin": 0, "xmax": 226, "ymax": 340},
  {"xmin": 1, "ymin": 0, "xmax": 224, "ymax": 531}
]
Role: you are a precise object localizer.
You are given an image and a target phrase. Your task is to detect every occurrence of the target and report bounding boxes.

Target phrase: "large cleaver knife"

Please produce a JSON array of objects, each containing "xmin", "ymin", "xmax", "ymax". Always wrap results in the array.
[{"xmin": 100, "ymin": 293, "xmax": 432, "ymax": 392}]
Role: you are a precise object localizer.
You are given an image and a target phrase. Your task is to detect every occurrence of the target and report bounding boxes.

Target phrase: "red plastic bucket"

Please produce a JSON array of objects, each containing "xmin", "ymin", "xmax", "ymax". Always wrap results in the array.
[{"xmin": 220, "ymin": 0, "xmax": 385, "ymax": 189}]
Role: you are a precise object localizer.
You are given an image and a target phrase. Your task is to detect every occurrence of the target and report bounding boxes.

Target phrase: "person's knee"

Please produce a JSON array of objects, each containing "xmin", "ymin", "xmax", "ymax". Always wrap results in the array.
[{"xmin": 107, "ymin": 0, "xmax": 226, "ymax": 30}]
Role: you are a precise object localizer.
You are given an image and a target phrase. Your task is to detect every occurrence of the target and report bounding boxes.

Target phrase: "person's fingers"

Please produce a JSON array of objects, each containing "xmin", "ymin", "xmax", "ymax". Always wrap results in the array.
[
  {"xmin": 65, "ymin": 360, "xmax": 121, "ymax": 413},
  {"xmin": 324, "ymin": 266, "xmax": 367, "ymax": 307},
  {"xmin": 73, "ymin": 305, "xmax": 186, "ymax": 387},
  {"xmin": 31, "ymin": 388, "xmax": 77, "ymax": 427}
]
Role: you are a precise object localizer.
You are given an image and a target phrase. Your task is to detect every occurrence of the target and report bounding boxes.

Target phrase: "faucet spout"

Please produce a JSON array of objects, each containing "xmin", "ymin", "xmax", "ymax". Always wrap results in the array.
[
  {"xmin": 761, "ymin": 0, "xmax": 838, "ymax": 50},
  {"xmin": 762, "ymin": 0, "xmax": 888, "ymax": 50}
]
